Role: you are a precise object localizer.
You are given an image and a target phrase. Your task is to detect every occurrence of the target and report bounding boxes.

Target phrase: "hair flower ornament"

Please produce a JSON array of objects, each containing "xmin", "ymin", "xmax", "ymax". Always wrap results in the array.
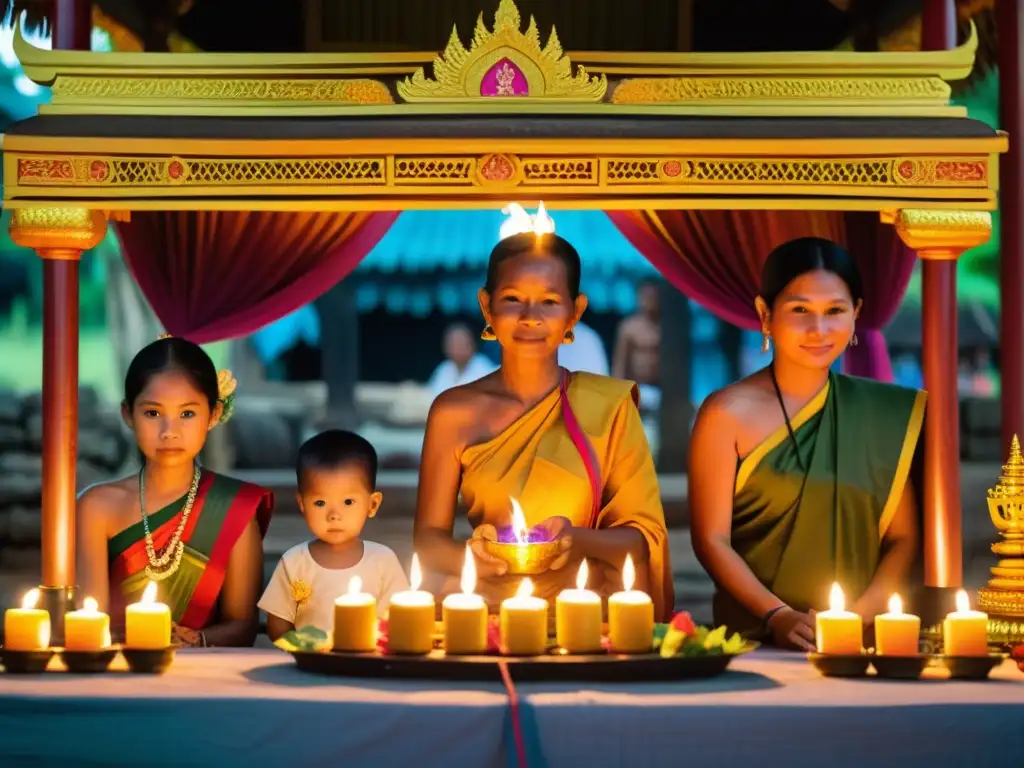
[
  {"xmin": 216, "ymin": 369, "xmax": 237, "ymax": 425},
  {"xmin": 499, "ymin": 201, "xmax": 556, "ymax": 241}
]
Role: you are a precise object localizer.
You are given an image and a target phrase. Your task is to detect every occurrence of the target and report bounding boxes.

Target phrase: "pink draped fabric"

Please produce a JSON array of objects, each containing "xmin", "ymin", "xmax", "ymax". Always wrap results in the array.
[
  {"xmin": 116, "ymin": 211, "xmax": 398, "ymax": 343},
  {"xmin": 839, "ymin": 212, "xmax": 917, "ymax": 382},
  {"xmin": 607, "ymin": 210, "xmax": 916, "ymax": 381}
]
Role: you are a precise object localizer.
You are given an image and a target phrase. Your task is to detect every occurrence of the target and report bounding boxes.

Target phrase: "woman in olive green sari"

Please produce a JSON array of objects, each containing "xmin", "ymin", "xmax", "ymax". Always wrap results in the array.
[{"xmin": 689, "ymin": 237, "xmax": 925, "ymax": 650}]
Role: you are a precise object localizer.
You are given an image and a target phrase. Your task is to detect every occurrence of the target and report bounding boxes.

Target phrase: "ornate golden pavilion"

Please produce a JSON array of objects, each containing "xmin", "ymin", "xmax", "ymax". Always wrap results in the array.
[
  {"xmin": 2, "ymin": 1, "xmax": 1003, "ymax": 213},
  {"xmin": 0, "ymin": 0, "xmax": 1009, "ymax": 622}
]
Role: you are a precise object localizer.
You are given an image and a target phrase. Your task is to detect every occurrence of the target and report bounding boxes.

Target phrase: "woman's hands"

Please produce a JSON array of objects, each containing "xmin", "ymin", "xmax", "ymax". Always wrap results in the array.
[
  {"xmin": 767, "ymin": 607, "xmax": 816, "ymax": 651},
  {"xmin": 468, "ymin": 524, "xmax": 510, "ymax": 578},
  {"xmin": 172, "ymin": 623, "xmax": 205, "ymax": 647},
  {"xmin": 540, "ymin": 516, "xmax": 579, "ymax": 571},
  {"xmin": 469, "ymin": 517, "xmax": 580, "ymax": 576},
  {"xmin": 467, "ymin": 518, "xmax": 579, "ymax": 604}
]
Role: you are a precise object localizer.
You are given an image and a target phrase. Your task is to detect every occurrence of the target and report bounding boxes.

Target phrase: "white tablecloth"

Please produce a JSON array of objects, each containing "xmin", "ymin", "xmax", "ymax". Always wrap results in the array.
[{"xmin": 0, "ymin": 648, "xmax": 1021, "ymax": 767}]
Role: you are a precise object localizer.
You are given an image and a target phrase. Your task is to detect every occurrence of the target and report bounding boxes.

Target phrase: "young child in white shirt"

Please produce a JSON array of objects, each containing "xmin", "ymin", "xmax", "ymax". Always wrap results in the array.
[{"xmin": 259, "ymin": 430, "xmax": 409, "ymax": 641}]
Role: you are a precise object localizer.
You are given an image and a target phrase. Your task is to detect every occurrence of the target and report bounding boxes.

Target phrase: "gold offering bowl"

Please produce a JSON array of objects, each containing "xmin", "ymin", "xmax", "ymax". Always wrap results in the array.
[{"xmin": 481, "ymin": 538, "xmax": 562, "ymax": 575}]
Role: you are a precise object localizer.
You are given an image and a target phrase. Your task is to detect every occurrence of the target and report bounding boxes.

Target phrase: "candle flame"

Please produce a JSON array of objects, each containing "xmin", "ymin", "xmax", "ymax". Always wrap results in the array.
[
  {"xmin": 829, "ymin": 582, "xmax": 845, "ymax": 612},
  {"xmin": 623, "ymin": 554, "xmax": 635, "ymax": 591},
  {"xmin": 516, "ymin": 577, "xmax": 534, "ymax": 599},
  {"xmin": 509, "ymin": 497, "xmax": 528, "ymax": 545},
  {"xmin": 141, "ymin": 581, "xmax": 158, "ymax": 605},
  {"xmin": 348, "ymin": 575, "xmax": 363, "ymax": 595},
  {"xmin": 461, "ymin": 544, "xmax": 477, "ymax": 595},
  {"xmin": 956, "ymin": 589, "xmax": 971, "ymax": 612},
  {"xmin": 21, "ymin": 588, "xmax": 40, "ymax": 610},
  {"xmin": 83, "ymin": 597, "xmax": 99, "ymax": 613},
  {"xmin": 888, "ymin": 593, "xmax": 903, "ymax": 615},
  {"xmin": 410, "ymin": 553, "xmax": 423, "ymax": 591},
  {"xmin": 499, "ymin": 202, "xmax": 556, "ymax": 241},
  {"xmin": 499, "ymin": 203, "xmax": 532, "ymax": 241},
  {"xmin": 533, "ymin": 202, "xmax": 555, "ymax": 235},
  {"xmin": 576, "ymin": 559, "xmax": 589, "ymax": 590}
]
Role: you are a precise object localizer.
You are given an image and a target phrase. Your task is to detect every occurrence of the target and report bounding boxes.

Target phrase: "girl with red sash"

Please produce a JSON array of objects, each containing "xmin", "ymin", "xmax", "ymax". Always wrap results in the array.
[{"xmin": 77, "ymin": 337, "xmax": 273, "ymax": 647}]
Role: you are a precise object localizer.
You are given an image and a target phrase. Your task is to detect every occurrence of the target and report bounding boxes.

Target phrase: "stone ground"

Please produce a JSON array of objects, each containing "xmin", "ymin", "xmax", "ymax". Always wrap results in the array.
[{"xmin": 0, "ymin": 462, "xmax": 1006, "ymax": 631}]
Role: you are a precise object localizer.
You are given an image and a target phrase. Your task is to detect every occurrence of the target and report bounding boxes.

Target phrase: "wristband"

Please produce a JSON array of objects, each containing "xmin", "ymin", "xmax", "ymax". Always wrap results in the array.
[{"xmin": 761, "ymin": 604, "xmax": 787, "ymax": 631}]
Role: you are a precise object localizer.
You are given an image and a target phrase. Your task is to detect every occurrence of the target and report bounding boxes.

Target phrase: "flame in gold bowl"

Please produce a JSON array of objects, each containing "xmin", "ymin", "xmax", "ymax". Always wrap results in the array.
[{"xmin": 480, "ymin": 538, "xmax": 562, "ymax": 575}]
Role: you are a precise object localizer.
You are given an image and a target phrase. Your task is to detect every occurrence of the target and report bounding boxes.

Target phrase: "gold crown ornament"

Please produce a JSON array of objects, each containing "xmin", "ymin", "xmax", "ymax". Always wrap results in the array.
[
  {"xmin": 396, "ymin": 0, "xmax": 606, "ymax": 103},
  {"xmin": 978, "ymin": 434, "xmax": 1024, "ymax": 645}
]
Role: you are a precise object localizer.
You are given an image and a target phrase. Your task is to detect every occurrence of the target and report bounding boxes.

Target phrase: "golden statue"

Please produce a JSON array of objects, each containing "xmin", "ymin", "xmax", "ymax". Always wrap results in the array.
[{"xmin": 978, "ymin": 434, "xmax": 1024, "ymax": 645}]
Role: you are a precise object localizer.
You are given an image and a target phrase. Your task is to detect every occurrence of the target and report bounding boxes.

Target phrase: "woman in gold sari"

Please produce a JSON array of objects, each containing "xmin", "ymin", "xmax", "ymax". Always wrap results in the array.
[
  {"xmin": 690, "ymin": 237, "xmax": 925, "ymax": 650},
  {"xmin": 414, "ymin": 206, "xmax": 673, "ymax": 620}
]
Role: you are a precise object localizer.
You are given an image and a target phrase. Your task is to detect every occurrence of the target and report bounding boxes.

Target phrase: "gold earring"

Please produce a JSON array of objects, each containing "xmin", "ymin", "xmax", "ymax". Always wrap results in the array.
[
  {"xmin": 850, "ymin": 331, "xmax": 859, "ymax": 347},
  {"xmin": 481, "ymin": 324, "xmax": 496, "ymax": 341},
  {"xmin": 563, "ymin": 328, "xmax": 575, "ymax": 344},
  {"xmin": 761, "ymin": 330, "xmax": 771, "ymax": 354}
]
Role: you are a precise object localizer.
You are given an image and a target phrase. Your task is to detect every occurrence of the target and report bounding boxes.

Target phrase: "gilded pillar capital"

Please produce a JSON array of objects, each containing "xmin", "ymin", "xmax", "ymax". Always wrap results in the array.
[
  {"xmin": 893, "ymin": 209, "xmax": 992, "ymax": 259},
  {"xmin": 9, "ymin": 207, "xmax": 107, "ymax": 257}
]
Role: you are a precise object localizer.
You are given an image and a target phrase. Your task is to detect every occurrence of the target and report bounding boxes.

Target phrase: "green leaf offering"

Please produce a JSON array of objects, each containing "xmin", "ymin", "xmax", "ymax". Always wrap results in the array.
[
  {"xmin": 274, "ymin": 625, "xmax": 330, "ymax": 653},
  {"xmin": 652, "ymin": 622, "xmax": 670, "ymax": 650},
  {"xmin": 657, "ymin": 622, "xmax": 749, "ymax": 659}
]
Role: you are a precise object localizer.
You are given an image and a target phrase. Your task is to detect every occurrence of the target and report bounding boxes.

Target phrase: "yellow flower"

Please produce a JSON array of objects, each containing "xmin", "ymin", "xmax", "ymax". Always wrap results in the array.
[
  {"xmin": 291, "ymin": 579, "xmax": 312, "ymax": 606},
  {"xmin": 217, "ymin": 369, "xmax": 237, "ymax": 399}
]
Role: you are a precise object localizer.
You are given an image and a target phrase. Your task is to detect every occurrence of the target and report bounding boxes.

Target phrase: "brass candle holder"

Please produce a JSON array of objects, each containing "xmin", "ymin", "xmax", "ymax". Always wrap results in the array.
[
  {"xmin": 479, "ymin": 499, "xmax": 564, "ymax": 575},
  {"xmin": 481, "ymin": 535, "xmax": 562, "ymax": 575},
  {"xmin": 977, "ymin": 434, "xmax": 1024, "ymax": 646}
]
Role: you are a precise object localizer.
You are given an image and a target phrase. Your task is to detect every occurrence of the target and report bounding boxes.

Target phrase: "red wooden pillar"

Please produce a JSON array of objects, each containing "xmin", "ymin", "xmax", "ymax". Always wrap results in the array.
[
  {"xmin": 920, "ymin": 252, "xmax": 961, "ymax": 590},
  {"xmin": 999, "ymin": 0, "xmax": 1024, "ymax": 448},
  {"xmin": 896, "ymin": 207, "xmax": 992, "ymax": 626},
  {"xmin": 39, "ymin": 251, "xmax": 80, "ymax": 592},
  {"xmin": 914, "ymin": 0, "xmax": 962, "ymax": 622},
  {"xmin": 27, "ymin": 1, "xmax": 95, "ymax": 636},
  {"xmin": 53, "ymin": 0, "xmax": 93, "ymax": 52},
  {"xmin": 921, "ymin": 0, "xmax": 957, "ymax": 51}
]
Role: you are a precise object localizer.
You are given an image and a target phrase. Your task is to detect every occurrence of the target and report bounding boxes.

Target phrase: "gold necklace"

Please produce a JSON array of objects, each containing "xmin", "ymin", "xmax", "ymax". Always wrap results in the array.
[{"xmin": 139, "ymin": 465, "xmax": 201, "ymax": 581}]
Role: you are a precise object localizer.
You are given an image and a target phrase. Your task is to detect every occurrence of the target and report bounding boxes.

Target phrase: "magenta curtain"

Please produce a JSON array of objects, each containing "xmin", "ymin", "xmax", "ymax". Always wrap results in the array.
[
  {"xmin": 839, "ymin": 212, "xmax": 918, "ymax": 381},
  {"xmin": 117, "ymin": 210, "xmax": 398, "ymax": 343},
  {"xmin": 607, "ymin": 210, "xmax": 917, "ymax": 381}
]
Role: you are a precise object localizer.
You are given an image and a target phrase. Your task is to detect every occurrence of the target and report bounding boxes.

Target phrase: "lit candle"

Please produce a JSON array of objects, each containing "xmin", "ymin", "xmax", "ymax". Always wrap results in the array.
[
  {"xmin": 943, "ymin": 590, "xmax": 989, "ymax": 657},
  {"xmin": 815, "ymin": 583, "xmax": 862, "ymax": 655},
  {"xmin": 64, "ymin": 597, "xmax": 111, "ymax": 651},
  {"xmin": 608, "ymin": 554, "xmax": 654, "ymax": 654},
  {"xmin": 387, "ymin": 554, "xmax": 435, "ymax": 655},
  {"xmin": 333, "ymin": 575, "xmax": 377, "ymax": 652},
  {"xmin": 125, "ymin": 581, "xmax": 172, "ymax": 650},
  {"xmin": 3, "ymin": 588, "xmax": 51, "ymax": 651},
  {"xmin": 500, "ymin": 577, "xmax": 548, "ymax": 656},
  {"xmin": 442, "ymin": 545, "xmax": 487, "ymax": 655},
  {"xmin": 874, "ymin": 593, "xmax": 920, "ymax": 656},
  {"xmin": 556, "ymin": 559, "xmax": 602, "ymax": 653}
]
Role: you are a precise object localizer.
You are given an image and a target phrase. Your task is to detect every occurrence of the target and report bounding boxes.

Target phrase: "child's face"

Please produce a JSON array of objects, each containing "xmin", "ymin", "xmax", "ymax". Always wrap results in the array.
[
  {"xmin": 122, "ymin": 370, "xmax": 220, "ymax": 469},
  {"xmin": 297, "ymin": 466, "xmax": 382, "ymax": 547}
]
